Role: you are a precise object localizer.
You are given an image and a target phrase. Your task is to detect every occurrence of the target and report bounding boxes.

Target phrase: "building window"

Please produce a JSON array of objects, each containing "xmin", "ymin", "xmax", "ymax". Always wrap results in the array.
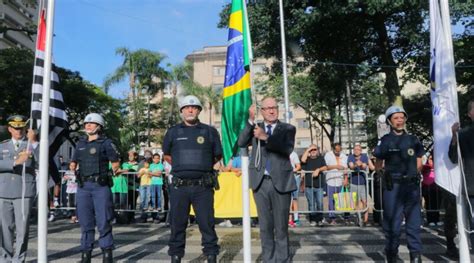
[
  {"xmin": 213, "ymin": 66, "xmax": 225, "ymax": 76},
  {"xmin": 297, "ymin": 138, "xmax": 311, "ymax": 148},
  {"xmin": 213, "ymin": 84, "xmax": 224, "ymax": 95},
  {"xmin": 296, "ymin": 118, "xmax": 309, "ymax": 129}
]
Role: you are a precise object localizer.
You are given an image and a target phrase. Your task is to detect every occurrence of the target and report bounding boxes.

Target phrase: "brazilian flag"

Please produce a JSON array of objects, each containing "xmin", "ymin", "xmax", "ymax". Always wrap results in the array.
[{"xmin": 221, "ymin": 0, "xmax": 253, "ymax": 165}]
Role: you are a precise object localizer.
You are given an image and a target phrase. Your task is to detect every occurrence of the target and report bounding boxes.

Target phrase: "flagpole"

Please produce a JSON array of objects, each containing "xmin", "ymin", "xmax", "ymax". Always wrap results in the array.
[
  {"xmin": 241, "ymin": 2, "xmax": 252, "ymax": 262},
  {"xmin": 278, "ymin": 0, "xmax": 290, "ymax": 123},
  {"xmin": 456, "ymin": 182, "xmax": 470, "ymax": 261},
  {"xmin": 38, "ymin": 0, "xmax": 56, "ymax": 261}
]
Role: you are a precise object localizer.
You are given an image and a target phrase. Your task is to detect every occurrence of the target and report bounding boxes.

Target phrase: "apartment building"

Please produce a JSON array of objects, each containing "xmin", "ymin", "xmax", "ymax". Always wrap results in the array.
[{"xmin": 0, "ymin": 0, "xmax": 37, "ymax": 50}]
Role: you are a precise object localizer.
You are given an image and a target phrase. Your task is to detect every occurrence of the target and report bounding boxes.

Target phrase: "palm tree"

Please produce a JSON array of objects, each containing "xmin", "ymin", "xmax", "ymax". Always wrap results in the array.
[
  {"xmin": 104, "ymin": 47, "xmax": 168, "ymax": 146},
  {"xmin": 200, "ymin": 85, "xmax": 221, "ymax": 124},
  {"xmin": 168, "ymin": 62, "xmax": 221, "ymax": 125},
  {"xmin": 166, "ymin": 62, "xmax": 194, "ymax": 126},
  {"xmin": 103, "ymin": 47, "xmax": 168, "ymax": 98}
]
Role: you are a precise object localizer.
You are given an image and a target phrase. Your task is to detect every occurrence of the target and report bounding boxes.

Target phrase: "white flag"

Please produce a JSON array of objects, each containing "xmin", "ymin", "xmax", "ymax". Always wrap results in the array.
[{"xmin": 430, "ymin": 0, "xmax": 461, "ymax": 196}]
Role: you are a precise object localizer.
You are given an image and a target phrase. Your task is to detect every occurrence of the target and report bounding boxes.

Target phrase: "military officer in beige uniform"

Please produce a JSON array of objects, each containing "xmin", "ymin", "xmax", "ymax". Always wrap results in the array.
[{"xmin": 0, "ymin": 115, "xmax": 38, "ymax": 263}]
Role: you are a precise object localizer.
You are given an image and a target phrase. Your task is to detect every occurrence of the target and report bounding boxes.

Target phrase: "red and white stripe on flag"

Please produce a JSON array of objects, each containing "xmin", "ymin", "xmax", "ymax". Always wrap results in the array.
[{"xmin": 31, "ymin": 9, "xmax": 68, "ymax": 152}]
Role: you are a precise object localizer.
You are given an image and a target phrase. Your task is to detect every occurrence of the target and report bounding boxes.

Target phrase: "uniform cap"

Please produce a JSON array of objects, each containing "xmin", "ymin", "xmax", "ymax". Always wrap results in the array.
[{"xmin": 7, "ymin": 115, "xmax": 27, "ymax": 128}]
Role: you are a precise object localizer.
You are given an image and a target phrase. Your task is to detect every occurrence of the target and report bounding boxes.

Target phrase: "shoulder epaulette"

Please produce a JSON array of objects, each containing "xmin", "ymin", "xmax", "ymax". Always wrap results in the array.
[{"xmin": 1, "ymin": 139, "xmax": 10, "ymax": 143}]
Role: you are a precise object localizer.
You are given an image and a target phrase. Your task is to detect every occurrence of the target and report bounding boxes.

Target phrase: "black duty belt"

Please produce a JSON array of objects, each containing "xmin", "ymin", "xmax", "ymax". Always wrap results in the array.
[
  {"xmin": 172, "ymin": 177, "xmax": 205, "ymax": 187},
  {"xmin": 82, "ymin": 176, "xmax": 100, "ymax": 183},
  {"xmin": 392, "ymin": 175, "xmax": 419, "ymax": 184}
]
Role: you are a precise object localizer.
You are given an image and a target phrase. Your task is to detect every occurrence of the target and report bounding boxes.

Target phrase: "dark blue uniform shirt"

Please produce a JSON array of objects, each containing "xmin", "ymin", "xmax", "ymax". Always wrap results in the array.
[
  {"xmin": 162, "ymin": 122, "xmax": 222, "ymax": 179},
  {"xmin": 374, "ymin": 131, "xmax": 424, "ymax": 177},
  {"xmin": 72, "ymin": 136, "xmax": 119, "ymax": 177}
]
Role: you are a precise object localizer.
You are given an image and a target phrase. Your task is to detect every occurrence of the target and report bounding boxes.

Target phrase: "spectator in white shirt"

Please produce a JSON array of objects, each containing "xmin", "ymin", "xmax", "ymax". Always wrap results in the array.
[{"xmin": 324, "ymin": 143, "xmax": 348, "ymax": 225}]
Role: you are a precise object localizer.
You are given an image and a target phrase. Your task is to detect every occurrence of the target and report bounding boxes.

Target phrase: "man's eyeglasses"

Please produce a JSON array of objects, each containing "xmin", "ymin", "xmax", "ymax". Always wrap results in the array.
[{"xmin": 261, "ymin": 106, "xmax": 278, "ymax": 111}]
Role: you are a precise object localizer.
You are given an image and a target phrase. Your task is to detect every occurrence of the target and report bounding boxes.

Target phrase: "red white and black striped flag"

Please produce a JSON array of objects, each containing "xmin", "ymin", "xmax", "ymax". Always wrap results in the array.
[{"xmin": 31, "ymin": 9, "xmax": 68, "ymax": 160}]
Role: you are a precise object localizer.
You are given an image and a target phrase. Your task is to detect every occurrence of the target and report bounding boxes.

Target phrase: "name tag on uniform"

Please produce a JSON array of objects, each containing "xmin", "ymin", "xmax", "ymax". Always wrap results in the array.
[
  {"xmin": 176, "ymin": 137, "xmax": 188, "ymax": 141},
  {"xmin": 2, "ymin": 150, "xmax": 9, "ymax": 153}
]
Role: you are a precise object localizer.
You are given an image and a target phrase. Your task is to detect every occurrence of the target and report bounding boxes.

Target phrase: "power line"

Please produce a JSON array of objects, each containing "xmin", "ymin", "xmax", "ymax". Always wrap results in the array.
[{"xmin": 311, "ymin": 60, "xmax": 474, "ymax": 69}]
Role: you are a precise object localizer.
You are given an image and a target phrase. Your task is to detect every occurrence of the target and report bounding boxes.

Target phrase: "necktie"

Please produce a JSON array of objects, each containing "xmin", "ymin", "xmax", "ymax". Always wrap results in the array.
[
  {"xmin": 15, "ymin": 141, "xmax": 20, "ymax": 151},
  {"xmin": 265, "ymin": 125, "xmax": 272, "ymax": 173},
  {"xmin": 266, "ymin": 125, "xmax": 272, "ymax": 136}
]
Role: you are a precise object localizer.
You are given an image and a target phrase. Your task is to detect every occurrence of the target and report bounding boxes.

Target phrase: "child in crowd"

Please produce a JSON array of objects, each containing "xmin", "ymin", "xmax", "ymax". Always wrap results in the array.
[
  {"xmin": 63, "ymin": 162, "xmax": 78, "ymax": 223},
  {"xmin": 150, "ymin": 154, "xmax": 164, "ymax": 211},
  {"xmin": 138, "ymin": 159, "xmax": 152, "ymax": 211}
]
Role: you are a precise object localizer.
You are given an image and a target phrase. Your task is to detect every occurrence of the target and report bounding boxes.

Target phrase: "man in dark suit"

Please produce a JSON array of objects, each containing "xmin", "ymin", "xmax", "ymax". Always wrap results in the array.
[{"xmin": 238, "ymin": 97, "xmax": 296, "ymax": 262}]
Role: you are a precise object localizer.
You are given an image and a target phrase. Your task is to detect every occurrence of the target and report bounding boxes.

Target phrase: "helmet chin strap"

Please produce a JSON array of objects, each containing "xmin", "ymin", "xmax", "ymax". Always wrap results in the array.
[
  {"xmin": 86, "ymin": 125, "xmax": 101, "ymax": 135},
  {"xmin": 387, "ymin": 119, "xmax": 406, "ymax": 133}
]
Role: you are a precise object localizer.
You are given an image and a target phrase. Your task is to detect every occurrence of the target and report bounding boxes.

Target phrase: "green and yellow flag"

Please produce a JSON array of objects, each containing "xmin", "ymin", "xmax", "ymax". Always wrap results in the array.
[{"xmin": 221, "ymin": 0, "xmax": 253, "ymax": 165}]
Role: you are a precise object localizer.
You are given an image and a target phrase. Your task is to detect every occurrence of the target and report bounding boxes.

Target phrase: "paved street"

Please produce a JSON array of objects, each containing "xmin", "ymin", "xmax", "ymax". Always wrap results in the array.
[{"xmin": 24, "ymin": 217, "xmax": 458, "ymax": 262}]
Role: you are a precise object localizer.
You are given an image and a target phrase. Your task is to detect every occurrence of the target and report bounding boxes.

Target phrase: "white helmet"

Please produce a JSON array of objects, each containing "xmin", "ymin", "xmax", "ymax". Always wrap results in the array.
[
  {"xmin": 385, "ymin": 105, "xmax": 407, "ymax": 124},
  {"xmin": 84, "ymin": 113, "xmax": 105, "ymax": 127},
  {"xmin": 179, "ymin": 95, "xmax": 202, "ymax": 111}
]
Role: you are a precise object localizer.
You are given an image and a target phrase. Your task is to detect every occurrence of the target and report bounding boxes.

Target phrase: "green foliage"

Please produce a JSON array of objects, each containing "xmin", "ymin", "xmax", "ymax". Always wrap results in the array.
[
  {"xmin": 0, "ymin": 48, "xmax": 35, "ymax": 119},
  {"xmin": 218, "ymin": 1, "xmax": 473, "ymax": 147},
  {"xmin": 0, "ymin": 48, "xmax": 121, "ymax": 146},
  {"xmin": 104, "ymin": 47, "xmax": 169, "ymax": 150}
]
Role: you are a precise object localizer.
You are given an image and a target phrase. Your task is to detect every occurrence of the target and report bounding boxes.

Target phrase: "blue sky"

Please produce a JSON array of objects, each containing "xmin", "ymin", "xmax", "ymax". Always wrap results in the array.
[{"xmin": 53, "ymin": 0, "xmax": 229, "ymax": 98}]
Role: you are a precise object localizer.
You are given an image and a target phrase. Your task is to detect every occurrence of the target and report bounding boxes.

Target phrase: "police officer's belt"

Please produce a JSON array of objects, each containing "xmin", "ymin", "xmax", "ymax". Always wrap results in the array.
[
  {"xmin": 82, "ymin": 175, "xmax": 100, "ymax": 182},
  {"xmin": 172, "ymin": 177, "xmax": 205, "ymax": 187},
  {"xmin": 392, "ymin": 175, "xmax": 419, "ymax": 184}
]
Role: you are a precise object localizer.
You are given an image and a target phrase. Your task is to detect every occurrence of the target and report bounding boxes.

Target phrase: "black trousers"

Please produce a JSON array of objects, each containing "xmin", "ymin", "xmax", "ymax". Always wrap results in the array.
[
  {"xmin": 442, "ymin": 189, "xmax": 457, "ymax": 245},
  {"xmin": 168, "ymin": 184, "xmax": 219, "ymax": 257},
  {"xmin": 422, "ymin": 184, "xmax": 440, "ymax": 223}
]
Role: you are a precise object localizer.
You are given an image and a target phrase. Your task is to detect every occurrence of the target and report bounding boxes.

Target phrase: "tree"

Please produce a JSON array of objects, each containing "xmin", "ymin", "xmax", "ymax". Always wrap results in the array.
[
  {"xmin": 219, "ymin": 1, "xmax": 473, "ymax": 147},
  {"xmin": 104, "ymin": 47, "xmax": 169, "ymax": 147},
  {"xmin": 0, "ymin": 48, "xmax": 36, "ymax": 118},
  {"xmin": 0, "ymin": 48, "xmax": 121, "ymax": 145},
  {"xmin": 166, "ymin": 62, "xmax": 194, "ymax": 126},
  {"xmin": 219, "ymin": 1, "xmax": 473, "ymax": 104}
]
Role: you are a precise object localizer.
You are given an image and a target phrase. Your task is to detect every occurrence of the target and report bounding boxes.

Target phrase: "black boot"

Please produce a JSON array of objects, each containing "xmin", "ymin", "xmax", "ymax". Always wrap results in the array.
[
  {"xmin": 409, "ymin": 252, "xmax": 422, "ymax": 263},
  {"xmin": 446, "ymin": 239, "xmax": 459, "ymax": 259},
  {"xmin": 207, "ymin": 254, "xmax": 217, "ymax": 263},
  {"xmin": 102, "ymin": 249, "xmax": 113, "ymax": 263},
  {"xmin": 81, "ymin": 251, "xmax": 92, "ymax": 263},
  {"xmin": 171, "ymin": 255, "xmax": 181, "ymax": 263},
  {"xmin": 385, "ymin": 251, "xmax": 398, "ymax": 263}
]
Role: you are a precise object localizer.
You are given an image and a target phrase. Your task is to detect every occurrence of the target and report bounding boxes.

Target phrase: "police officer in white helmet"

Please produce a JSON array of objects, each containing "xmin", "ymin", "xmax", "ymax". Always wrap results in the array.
[
  {"xmin": 71, "ymin": 113, "xmax": 121, "ymax": 263},
  {"xmin": 162, "ymin": 95, "xmax": 222, "ymax": 263},
  {"xmin": 374, "ymin": 106, "xmax": 425, "ymax": 263}
]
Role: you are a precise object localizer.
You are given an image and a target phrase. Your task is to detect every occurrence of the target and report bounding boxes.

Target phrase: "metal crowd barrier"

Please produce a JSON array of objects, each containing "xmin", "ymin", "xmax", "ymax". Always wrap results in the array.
[
  {"xmin": 51, "ymin": 171, "xmax": 170, "ymax": 215},
  {"xmin": 293, "ymin": 170, "xmax": 370, "ymax": 226},
  {"xmin": 49, "ymin": 168, "xmax": 444, "ymax": 225}
]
